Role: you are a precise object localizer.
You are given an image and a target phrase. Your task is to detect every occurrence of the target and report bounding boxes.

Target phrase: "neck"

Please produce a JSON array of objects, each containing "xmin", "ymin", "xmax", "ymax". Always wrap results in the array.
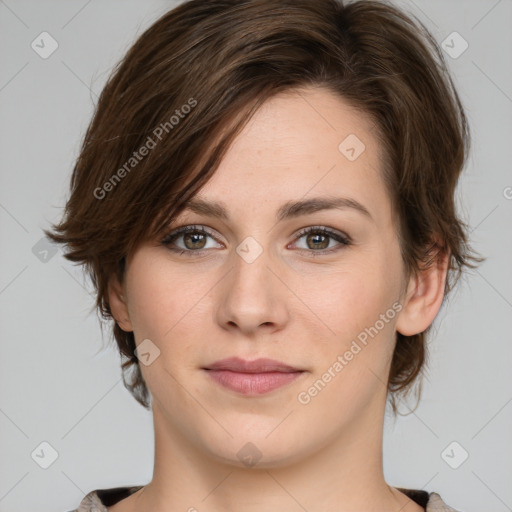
[{"xmin": 121, "ymin": 394, "xmax": 422, "ymax": 512}]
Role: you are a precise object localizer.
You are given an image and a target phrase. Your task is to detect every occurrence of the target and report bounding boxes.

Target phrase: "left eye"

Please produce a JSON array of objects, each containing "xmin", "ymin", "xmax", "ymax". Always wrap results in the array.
[
  {"xmin": 291, "ymin": 226, "xmax": 350, "ymax": 253},
  {"xmin": 161, "ymin": 225, "xmax": 351, "ymax": 256}
]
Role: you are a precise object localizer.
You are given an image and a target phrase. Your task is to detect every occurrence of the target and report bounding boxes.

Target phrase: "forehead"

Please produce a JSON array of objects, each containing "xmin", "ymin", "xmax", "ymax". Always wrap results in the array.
[
  {"xmin": 228, "ymin": 87, "xmax": 374, "ymax": 154},
  {"xmin": 185, "ymin": 86, "xmax": 390, "ymax": 222}
]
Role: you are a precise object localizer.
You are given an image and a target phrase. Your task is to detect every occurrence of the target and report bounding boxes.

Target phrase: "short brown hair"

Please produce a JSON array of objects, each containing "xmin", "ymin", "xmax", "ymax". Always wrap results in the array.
[{"xmin": 45, "ymin": 0, "xmax": 483, "ymax": 414}]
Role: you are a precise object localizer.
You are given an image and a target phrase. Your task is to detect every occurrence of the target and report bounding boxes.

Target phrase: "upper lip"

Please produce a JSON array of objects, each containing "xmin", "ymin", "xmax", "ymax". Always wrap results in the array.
[{"xmin": 203, "ymin": 357, "xmax": 302, "ymax": 373}]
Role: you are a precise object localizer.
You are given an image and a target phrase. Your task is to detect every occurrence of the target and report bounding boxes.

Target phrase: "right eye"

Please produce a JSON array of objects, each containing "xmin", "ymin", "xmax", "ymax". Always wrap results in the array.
[{"xmin": 160, "ymin": 225, "xmax": 223, "ymax": 256}]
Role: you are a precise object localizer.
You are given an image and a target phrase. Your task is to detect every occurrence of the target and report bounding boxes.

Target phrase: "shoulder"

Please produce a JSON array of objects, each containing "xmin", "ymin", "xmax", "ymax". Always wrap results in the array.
[
  {"xmin": 426, "ymin": 491, "xmax": 464, "ymax": 511},
  {"xmin": 65, "ymin": 485, "xmax": 144, "ymax": 512},
  {"xmin": 67, "ymin": 485, "xmax": 463, "ymax": 512},
  {"xmin": 398, "ymin": 487, "xmax": 464, "ymax": 511},
  {"xmin": 64, "ymin": 489, "xmax": 107, "ymax": 512}
]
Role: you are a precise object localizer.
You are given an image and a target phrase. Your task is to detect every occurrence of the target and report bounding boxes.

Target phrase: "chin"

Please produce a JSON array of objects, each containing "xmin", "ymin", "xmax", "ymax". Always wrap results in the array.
[{"xmin": 198, "ymin": 425, "xmax": 315, "ymax": 470}]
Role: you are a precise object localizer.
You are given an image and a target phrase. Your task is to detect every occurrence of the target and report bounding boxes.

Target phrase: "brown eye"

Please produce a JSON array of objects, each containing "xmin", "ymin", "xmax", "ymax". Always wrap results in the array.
[
  {"xmin": 183, "ymin": 232, "xmax": 207, "ymax": 250},
  {"xmin": 305, "ymin": 232, "xmax": 330, "ymax": 250},
  {"xmin": 161, "ymin": 225, "xmax": 221, "ymax": 256},
  {"xmin": 292, "ymin": 226, "xmax": 351, "ymax": 256}
]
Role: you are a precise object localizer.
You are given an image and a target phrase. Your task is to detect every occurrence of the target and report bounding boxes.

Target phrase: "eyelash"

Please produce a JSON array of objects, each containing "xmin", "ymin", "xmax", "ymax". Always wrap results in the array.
[{"xmin": 160, "ymin": 225, "xmax": 351, "ymax": 258}]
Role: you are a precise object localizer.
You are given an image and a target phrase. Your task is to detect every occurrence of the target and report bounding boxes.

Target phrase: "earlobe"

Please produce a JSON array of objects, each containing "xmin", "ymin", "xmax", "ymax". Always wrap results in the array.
[
  {"xmin": 396, "ymin": 246, "xmax": 449, "ymax": 337},
  {"xmin": 107, "ymin": 275, "xmax": 134, "ymax": 332}
]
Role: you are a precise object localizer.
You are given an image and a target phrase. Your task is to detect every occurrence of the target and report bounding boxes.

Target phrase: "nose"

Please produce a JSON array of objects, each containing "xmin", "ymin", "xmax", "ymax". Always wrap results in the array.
[{"xmin": 214, "ymin": 242, "xmax": 290, "ymax": 336}]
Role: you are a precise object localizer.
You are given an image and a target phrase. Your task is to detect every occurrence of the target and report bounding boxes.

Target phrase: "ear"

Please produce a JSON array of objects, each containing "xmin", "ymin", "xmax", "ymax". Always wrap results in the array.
[
  {"xmin": 107, "ymin": 274, "xmax": 134, "ymax": 333},
  {"xmin": 396, "ymin": 245, "xmax": 449, "ymax": 336}
]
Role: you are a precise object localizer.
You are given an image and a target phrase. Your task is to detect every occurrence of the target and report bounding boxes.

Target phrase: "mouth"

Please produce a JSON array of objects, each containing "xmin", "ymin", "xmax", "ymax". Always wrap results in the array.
[{"xmin": 202, "ymin": 357, "xmax": 306, "ymax": 395}]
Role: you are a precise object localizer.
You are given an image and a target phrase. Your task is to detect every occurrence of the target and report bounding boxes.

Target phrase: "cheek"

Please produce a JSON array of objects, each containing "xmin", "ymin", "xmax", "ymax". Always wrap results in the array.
[
  {"xmin": 292, "ymin": 259, "xmax": 401, "ymax": 341},
  {"xmin": 125, "ymin": 253, "xmax": 205, "ymax": 340},
  {"xmin": 293, "ymin": 266, "xmax": 401, "ymax": 421},
  {"xmin": 123, "ymin": 253, "xmax": 219, "ymax": 395},
  {"xmin": 288, "ymin": 248, "xmax": 404, "ymax": 403},
  {"xmin": 123, "ymin": 257, "xmax": 207, "ymax": 403}
]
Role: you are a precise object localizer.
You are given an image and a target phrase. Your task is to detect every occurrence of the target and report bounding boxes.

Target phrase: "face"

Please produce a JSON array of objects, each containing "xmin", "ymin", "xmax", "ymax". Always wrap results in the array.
[{"xmin": 111, "ymin": 86, "xmax": 413, "ymax": 468}]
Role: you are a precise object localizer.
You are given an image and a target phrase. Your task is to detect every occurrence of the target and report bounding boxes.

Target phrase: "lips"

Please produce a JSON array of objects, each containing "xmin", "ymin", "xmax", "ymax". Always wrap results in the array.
[
  {"xmin": 204, "ymin": 357, "xmax": 301, "ymax": 373},
  {"xmin": 203, "ymin": 357, "xmax": 305, "ymax": 395}
]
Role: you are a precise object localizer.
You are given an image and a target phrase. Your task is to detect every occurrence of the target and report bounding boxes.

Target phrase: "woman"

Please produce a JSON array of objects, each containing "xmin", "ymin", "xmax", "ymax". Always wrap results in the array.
[{"xmin": 48, "ymin": 0, "xmax": 482, "ymax": 510}]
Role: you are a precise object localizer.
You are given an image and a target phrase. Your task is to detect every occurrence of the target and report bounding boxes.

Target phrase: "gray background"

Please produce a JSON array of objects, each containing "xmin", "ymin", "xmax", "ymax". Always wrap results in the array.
[{"xmin": 0, "ymin": 1, "xmax": 511, "ymax": 511}]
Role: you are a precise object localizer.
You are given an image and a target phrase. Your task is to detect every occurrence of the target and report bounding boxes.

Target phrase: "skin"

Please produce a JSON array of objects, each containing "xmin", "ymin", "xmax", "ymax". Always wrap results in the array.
[{"xmin": 107, "ymin": 86, "xmax": 448, "ymax": 512}]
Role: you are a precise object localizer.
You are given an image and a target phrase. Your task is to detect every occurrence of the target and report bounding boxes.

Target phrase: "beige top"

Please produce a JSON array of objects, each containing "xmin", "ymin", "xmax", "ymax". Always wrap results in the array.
[{"xmin": 66, "ymin": 485, "xmax": 463, "ymax": 511}]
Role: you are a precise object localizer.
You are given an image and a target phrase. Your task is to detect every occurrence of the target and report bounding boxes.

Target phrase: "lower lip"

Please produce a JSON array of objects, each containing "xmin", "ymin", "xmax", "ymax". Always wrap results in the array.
[{"xmin": 205, "ymin": 370, "xmax": 303, "ymax": 395}]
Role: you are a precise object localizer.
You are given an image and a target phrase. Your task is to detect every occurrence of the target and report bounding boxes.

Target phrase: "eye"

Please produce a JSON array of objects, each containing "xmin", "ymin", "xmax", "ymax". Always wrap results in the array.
[
  {"xmin": 161, "ymin": 225, "xmax": 222, "ymax": 256},
  {"xmin": 161, "ymin": 224, "xmax": 351, "ymax": 257},
  {"xmin": 290, "ymin": 226, "xmax": 351, "ymax": 256}
]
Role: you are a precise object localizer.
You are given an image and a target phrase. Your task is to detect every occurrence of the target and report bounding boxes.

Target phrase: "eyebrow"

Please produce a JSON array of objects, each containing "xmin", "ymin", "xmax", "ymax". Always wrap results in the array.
[{"xmin": 180, "ymin": 196, "xmax": 373, "ymax": 222}]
